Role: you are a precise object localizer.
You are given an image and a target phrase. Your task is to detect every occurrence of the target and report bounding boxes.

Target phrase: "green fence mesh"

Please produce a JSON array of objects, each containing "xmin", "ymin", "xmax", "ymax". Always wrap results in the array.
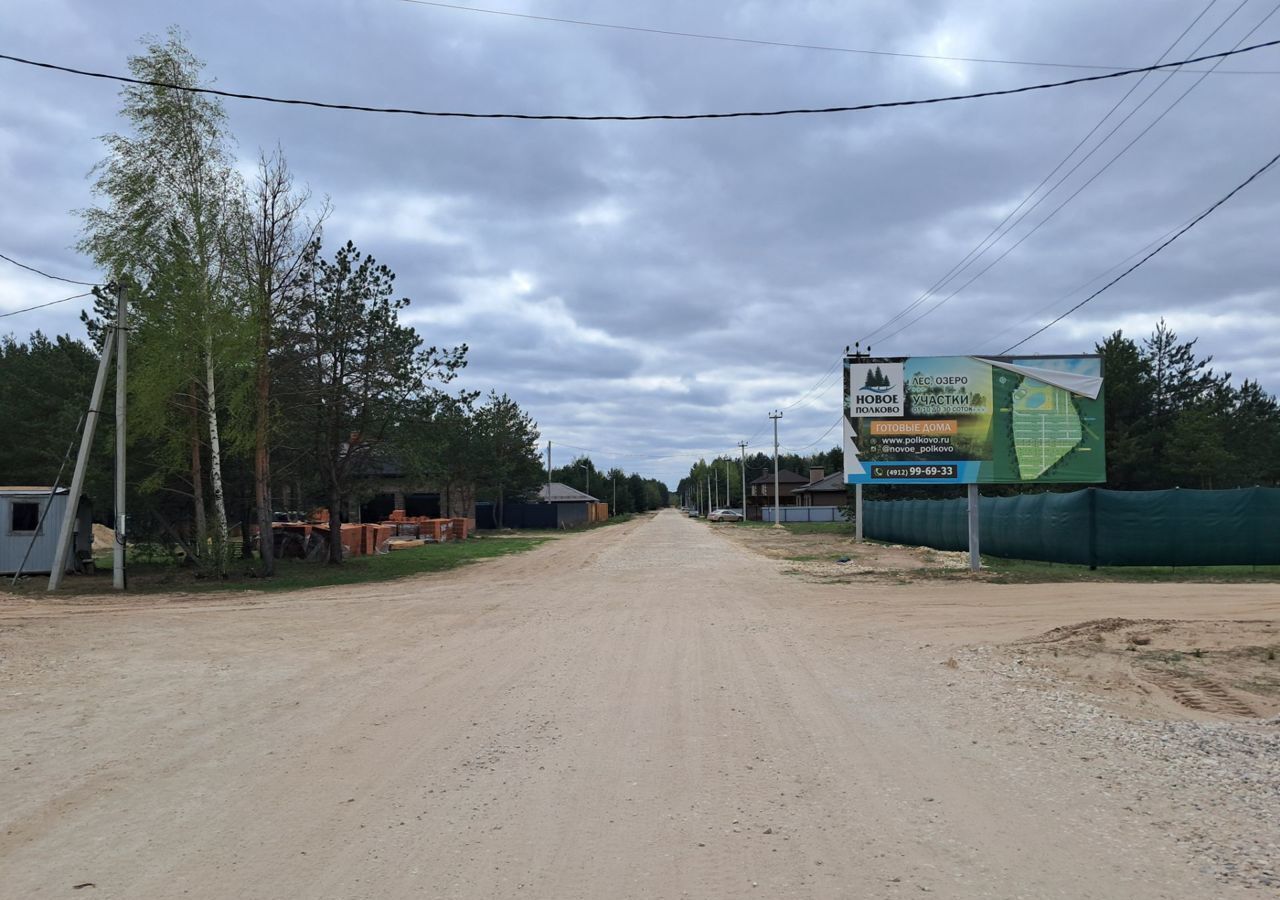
[{"xmin": 863, "ymin": 487, "xmax": 1280, "ymax": 566}]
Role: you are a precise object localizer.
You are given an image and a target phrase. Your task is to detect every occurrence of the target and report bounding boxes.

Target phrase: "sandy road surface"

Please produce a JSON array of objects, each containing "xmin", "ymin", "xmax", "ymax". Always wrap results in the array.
[{"xmin": 2, "ymin": 510, "xmax": 1276, "ymax": 898}]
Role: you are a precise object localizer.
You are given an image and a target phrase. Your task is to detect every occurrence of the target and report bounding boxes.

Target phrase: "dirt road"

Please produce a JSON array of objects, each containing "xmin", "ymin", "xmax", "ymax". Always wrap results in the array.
[{"xmin": 2, "ymin": 510, "xmax": 1276, "ymax": 898}]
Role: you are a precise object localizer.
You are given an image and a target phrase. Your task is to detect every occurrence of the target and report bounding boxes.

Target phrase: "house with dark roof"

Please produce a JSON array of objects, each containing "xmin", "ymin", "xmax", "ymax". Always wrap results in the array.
[
  {"xmin": 352, "ymin": 445, "xmax": 475, "ymax": 523},
  {"xmin": 537, "ymin": 482, "xmax": 600, "ymax": 505},
  {"xmin": 745, "ymin": 468, "xmax": 809, "ymax": 520},
  {"xmin": 535, "ymin": 482, "xmax": 605, "ymax": 528},
  {"xmin": 791, "ymin": 468, "xmax": 850, "ymax": 507}
]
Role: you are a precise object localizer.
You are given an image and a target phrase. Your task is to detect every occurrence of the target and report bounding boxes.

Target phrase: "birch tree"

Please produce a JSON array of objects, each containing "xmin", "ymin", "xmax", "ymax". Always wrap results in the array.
[{"xmin": 79, "ymin": 29, "xmax": 243, "ymax": 573}]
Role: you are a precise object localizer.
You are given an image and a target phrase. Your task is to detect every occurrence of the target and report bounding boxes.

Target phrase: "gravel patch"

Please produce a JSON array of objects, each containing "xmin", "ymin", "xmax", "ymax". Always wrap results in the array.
[{"xmin": 956, "ymin": 644, "xmax": 1280, "ymax": 892}]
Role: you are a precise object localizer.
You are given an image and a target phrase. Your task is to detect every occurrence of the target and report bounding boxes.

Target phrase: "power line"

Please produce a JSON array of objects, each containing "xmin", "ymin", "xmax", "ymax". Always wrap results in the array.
[
  {"xmin": 1001, "ymin": 147, "xmax": 1280, "ymax": 353},
  {"xmin": 0, "ymin": 291, "xmax": 94, "ymax": 319},
  {"xmin": 785, "ymin": 418, "xmax": 842, "ymax": 452},
  {"xmin": 856, "ymin": 0, "xmax": 1228, "ymax": 346},
  {"xmin": 870, "ymin": 1, "xmax": 1280, "ymax": 348},
  {"xmin": 397, "ymin": 0, "xmax": 1280, "ymax": 74},
  {"xmin": 1, "ymin": 41, "xmax": 1278, "ymax": 122},
  {"xmin": 974, "ymin": 219, "xmax": 1189, "ymax": 353},
  {"xmin": 859, "ymin": 0, "xmax": 1261, "ymax": 347},
  {"xmin": 0, "ymin": 251, "xmax": 98, "ymax": 286},
  {"xmin": 780, "ymin": 357, "xmax": 842, "ymax": 410}
]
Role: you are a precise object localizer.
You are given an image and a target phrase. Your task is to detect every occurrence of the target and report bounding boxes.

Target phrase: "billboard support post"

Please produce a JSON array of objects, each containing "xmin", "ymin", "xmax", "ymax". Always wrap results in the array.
[
  {"xmin": 967, "ymin": 484, "xmax": 981, "ymax": 572},
  {"xmin": 854, "ymin": 483, "xmax": 863, "ymax": 542}
]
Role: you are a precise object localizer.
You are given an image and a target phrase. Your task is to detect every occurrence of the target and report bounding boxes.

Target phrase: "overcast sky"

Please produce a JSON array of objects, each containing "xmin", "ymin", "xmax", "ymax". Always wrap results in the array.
[{"xmin": 3, "ymin": 0, "xmax": 1279, "ymax": 486}]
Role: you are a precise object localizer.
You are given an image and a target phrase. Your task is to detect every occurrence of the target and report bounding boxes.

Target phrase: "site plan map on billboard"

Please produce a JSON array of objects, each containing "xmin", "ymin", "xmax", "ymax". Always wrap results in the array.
[{"xmin": 843, "ymin": 355, "xmax": 1105, "ymax": 485}]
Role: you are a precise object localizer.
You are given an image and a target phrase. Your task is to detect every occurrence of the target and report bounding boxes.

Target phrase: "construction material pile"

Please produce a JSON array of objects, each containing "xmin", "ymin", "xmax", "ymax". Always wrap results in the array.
[{"xmin": 266, "ymin": 510, "xmax": 474, "ymax": 560}]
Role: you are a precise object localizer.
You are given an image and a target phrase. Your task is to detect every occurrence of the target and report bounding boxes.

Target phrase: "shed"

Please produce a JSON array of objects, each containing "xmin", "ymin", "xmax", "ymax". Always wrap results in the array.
[
  {"xmin": 0, "ymin": 487, "xmax": 92, "ymax": 575},
  {"xmin": 536, "ymin": 482, "xmax": 600, "ymax": 528}
]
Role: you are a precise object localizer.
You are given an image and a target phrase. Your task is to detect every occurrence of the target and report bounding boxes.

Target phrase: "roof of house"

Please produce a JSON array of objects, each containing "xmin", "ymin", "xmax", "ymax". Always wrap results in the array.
[
  {"xmin": 749, "ymin": 469, "xmax": 809, "ymax": 486},
  {"xmin": 0, "ymin": 486, "xmax": 68, "ymax": 496},
  {"xmin": 793, "ymin": 471, "xmax": 849, "ymax": 493},
  {"xmin": 537, "ymin": 482, "xmax": 600, "ymax": 503}
]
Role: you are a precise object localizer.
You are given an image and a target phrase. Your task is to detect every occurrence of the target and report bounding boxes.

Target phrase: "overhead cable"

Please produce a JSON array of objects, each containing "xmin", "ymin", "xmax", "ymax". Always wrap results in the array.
[
  {"xmin": 0, "ymin": 291, "xmax": 94, "ymax": 318},
  {"xmin": 780, "ymin": 357, "xmax": 842, "ymax": 410},
  {"xmin": 0, "ymin": 251, "xmax": 98, "ymax": 286},
  {"xmin": 0, "ymin": 41, "xmax": 1277, "ymax": 122},
  {"xmin": 974, "ymin": 220, "xmax": 1189, "ymax": 352},
  {"xmin": 785, "ymin": 418, "xmax": 842, "ymax": 452},
  {"xmin": 1000, "ymin": 148, "xmax": 1280, "ymax": 353},
  {"xmin": 870, "ymin": 1, "xmax": 1280, "ymax": 347},
  {"xmin": 397, "ymin": 0, "xmax": 1280, "ymax": 74},
  {"xmin": 855, "ymin": 0, "xmax": 1230, "ymax": 346}
]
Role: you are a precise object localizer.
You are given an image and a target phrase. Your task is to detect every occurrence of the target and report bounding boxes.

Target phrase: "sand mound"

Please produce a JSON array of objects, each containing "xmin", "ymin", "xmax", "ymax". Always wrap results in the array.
[{"xmin": 92, "ymin": 523, "xmax": 115, "ymax": 554}]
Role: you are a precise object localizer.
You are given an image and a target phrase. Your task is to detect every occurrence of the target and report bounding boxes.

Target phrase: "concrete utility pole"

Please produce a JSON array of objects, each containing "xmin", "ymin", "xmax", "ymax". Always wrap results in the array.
[
  {"xmin": 114, "ymin": 284, "xmax": 128, "ymax": 590},
  {"xmin": 546, "ymin": 442, "xmax": 552, "ymax": 501},
  {"xmin": 738, "ymin": 441, "xmax": 748, "ymax": 523},
  {"xmin": 49, "ymin": 284, "xmax": 119, "ymax": 590},
  {"xmin": 967, "ymin": 483, "xmax": 981, "ymax": 572},
  {"xmin": 769, "ymin": 410, "xmax": 783, "ymax": 527}
]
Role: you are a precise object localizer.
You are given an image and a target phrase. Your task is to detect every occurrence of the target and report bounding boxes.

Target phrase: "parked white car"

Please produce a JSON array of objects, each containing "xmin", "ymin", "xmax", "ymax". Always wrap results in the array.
[{"xmin": 708, "ymin": 508, "xmax": 743, "ymax": 522}]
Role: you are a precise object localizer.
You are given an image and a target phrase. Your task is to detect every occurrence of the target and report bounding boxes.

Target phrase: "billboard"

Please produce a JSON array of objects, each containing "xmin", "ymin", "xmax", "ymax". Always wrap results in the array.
[{"xmin": 843, "ymin": 355, "xmax": 1105, "ymax": 485}]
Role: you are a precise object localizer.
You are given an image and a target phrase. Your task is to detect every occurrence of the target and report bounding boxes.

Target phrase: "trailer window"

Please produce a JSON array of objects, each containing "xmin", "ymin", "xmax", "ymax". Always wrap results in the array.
[{"xmin": 10, "ymin": 501, "xmax": 39, "ymax": 533}]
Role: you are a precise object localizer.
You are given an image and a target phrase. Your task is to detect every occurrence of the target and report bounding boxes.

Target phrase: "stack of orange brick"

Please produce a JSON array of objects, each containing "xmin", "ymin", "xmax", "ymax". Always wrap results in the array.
[{"xmin": 362, "ymin": 523, "xmax": 395, "ymax": 555}]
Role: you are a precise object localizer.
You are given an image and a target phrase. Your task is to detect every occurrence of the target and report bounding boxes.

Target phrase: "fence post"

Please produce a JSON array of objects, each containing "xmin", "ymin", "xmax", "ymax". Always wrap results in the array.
[{"xmin": 1088, "ymin": 487, "xmax": 1098, "ymax": 571}]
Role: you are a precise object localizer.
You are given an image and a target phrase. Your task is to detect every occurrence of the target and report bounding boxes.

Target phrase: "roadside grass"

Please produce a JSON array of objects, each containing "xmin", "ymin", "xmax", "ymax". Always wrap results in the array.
[
  {"xmin": 7, "ymin": 537, "xmax": 547, "ymax": 597},
  {"xmin": 729, "ymin": 519, "xmax": 1280, "ymax": 583},
  {"xmin": 482, "ymin": 512, "xmax": 639, "ymax": 539},
  {"xmin": 975, "ymin": 557, "xmax": 1280, "ymax": 583},
  {"xmin": 730, "ymin": 520, "xmax": 852, "ymax": 535}
]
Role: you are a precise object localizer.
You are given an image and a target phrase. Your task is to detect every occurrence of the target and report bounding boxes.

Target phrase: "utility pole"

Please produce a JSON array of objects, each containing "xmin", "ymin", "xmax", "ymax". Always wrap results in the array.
[
  {"xmin": 546, "ymin": 441, "xmax": 552, "ymax": 501},
  {"xmin": 114, "ymin": 284, "xmax": 128, "ymax": 590},
  {"xmin": 712, "ymin": 467, "xmax": 718, "ymax": 510},
  {"xmin": 967, "ymin": 484, "xmax": 981, "ymax": 572},
  {"xmin": 738, "ymin": 441, "xmax": 748, "ymax": 523},
  {"xmin": 49, "ymin": 283, "xmax": 119, "ymax": 590},
  {"xmin": 769, "ymin": 410, "xmax": 783, "ymax": 527}
]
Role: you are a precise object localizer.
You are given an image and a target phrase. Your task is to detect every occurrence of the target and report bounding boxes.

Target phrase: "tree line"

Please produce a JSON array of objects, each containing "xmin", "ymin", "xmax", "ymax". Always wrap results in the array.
[
  {"xmin": 549, "ymin": 457, "xmax": 669, "ymax": 515},
  {"xmin": 1097, "ymin": 320, "xmax": 1278, "ymax": 490},
  {"xmin": 677, "ymin": 447, "xmax": 842, "ymax": 510}
]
